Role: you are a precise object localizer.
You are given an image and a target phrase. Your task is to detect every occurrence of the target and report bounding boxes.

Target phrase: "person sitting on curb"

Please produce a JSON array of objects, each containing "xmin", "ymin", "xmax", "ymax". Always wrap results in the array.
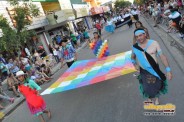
[
  {"xmin": 7, "ymin": 73, "xmax": 20, "ymax": 97},
  {"xmin": 0, "ymin": 85, "xmax": 14, "ymax": 109}
]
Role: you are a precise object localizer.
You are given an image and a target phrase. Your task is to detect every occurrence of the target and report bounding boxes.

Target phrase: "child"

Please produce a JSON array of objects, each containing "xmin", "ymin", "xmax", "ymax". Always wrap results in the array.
[{"xmin": 16, "ymin": 71, "xmax": 51, "ymax": 122}]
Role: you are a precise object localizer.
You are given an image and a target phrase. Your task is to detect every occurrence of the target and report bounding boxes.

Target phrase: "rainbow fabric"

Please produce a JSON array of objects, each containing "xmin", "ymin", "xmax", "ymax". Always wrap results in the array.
[
  {"xmin": 89, "ymin": 40, "xmax": 110, "ymax": 58},
  {"xmin": 41, "ymin": 51, "xmax": 136, "ymax": 95}
]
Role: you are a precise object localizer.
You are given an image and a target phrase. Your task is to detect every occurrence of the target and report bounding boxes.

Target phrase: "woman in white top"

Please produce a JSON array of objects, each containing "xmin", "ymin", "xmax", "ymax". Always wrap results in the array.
[{"xmin": 105, "ymin": 17, "xmax": 115, "ymax": 33}]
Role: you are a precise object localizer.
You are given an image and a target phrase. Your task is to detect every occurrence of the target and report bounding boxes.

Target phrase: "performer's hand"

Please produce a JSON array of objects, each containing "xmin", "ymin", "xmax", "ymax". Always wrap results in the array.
[
  {"xmin": 167, "ymin": 72, "xmax": 172, "ymax": 80},
  {"xmin": 134, "ymin": 64, "xmax": 139, "ymax": 72}
]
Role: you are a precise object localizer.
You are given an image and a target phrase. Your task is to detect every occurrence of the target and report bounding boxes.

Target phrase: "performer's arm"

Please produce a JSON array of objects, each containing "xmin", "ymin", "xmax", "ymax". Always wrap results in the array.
[
  {"xmin": 156, "ymin": 42, "xmax": 172, "ymax": 80},
  {"xmin": 29, "ymin": 79, "xmax": 41, "ymax": 91},
  {"xmin": 70, "ymin": 45, "xmax": 77, "ymax": 60},
  {"xmin": 60, "ymin": 50, "xmax": 65, "ymax": 67}
]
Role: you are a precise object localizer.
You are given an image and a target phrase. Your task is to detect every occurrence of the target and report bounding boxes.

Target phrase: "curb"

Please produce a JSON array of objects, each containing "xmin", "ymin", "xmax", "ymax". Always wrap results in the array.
[
  {"xmin": 157, "ymin": 25, "xmax": 184, "ymax": 52},
  {"xmin": 0, "ymin": 96, "xmax": 25, "ymax": 120}
]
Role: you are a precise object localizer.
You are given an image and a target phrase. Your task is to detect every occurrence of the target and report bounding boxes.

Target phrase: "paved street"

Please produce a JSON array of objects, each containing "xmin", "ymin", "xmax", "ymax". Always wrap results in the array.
[{"xmin": 2, "ymin": 17, "xmax": 184, "ymax": 122}]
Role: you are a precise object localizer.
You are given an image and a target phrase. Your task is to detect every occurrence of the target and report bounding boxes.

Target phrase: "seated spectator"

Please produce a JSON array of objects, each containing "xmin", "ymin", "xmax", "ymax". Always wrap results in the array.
[
  {"xmin": 178, "ymin": 14, "xmax": 184, "ymax": 39},
  {"xmin": 38, "ymin": 46, "xmax": 47, "ymax": 58},
  {"xmin": 35, "ymin": 56, "xmax": 46, "ymax": 68},
  {"xmin": 53, "ymin": 48, "xmax": 60, "ymax": 63},
  {"xmin": 41, "ymin": 63, "xmax": 52, "ymax": 77},
  {"xmin": 0, "ymin": 55, "xmax": 7, "ymax": 65},
  {"xmin": 35, "ymin": 57, "xmax": 52, "ymax": 76},
  {"xmin": 20, "ymin": 56, "xmax": 31, "ymax": 73},
  {"xmin": 0, "ymin": 60, "xmax": 8, "ymax": 81},
  {"xmin": 30, "ymin": 68, "xmax": 51, "ymax": 85},
  {"xmin": 7, "ymin": 58, "xmax": 20, "ymax": 75},
  {"xmin": 7, "ymin": 73, "xmax": 20, "ymax": 97},
  {"xmin": 0, "ymin": 86, "xmax": 14, "ymax": 109},
  {"xmin": 168, "ymin": 9, "xmax": 182, "ymax": 37}
]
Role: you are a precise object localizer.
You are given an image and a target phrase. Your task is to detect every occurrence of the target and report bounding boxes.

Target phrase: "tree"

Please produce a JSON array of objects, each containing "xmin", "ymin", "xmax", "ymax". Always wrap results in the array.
[
  {"xmin": 114, "ymin": 0, "xmax": 132, "ymax": 9},
  {"xmin": 133, "ymin": 0, "xmax": 146, "ymax": 5},
  {"xmin": 0, "ymin": 0, "xmax": 40, "ymax": 52}
]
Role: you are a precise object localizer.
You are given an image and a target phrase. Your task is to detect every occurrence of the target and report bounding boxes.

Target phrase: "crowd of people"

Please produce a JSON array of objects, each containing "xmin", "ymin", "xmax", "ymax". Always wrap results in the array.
[
  {"xmin": 141, "ymin": 0, "xmax": 184, "ymax": 39},
  {"xmin": 0, "ymin": 1, "xmax": 181, "ymax": 121},
  {"xmin": 0, "ymin": 26, "xmax": 92, "ymax": 111}
]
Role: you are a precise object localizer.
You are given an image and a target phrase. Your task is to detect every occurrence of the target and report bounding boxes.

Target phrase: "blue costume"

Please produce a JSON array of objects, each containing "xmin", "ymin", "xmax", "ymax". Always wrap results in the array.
[{"xmin": 132, "ymin": 39, "xmax": 168, "ymax": 98}]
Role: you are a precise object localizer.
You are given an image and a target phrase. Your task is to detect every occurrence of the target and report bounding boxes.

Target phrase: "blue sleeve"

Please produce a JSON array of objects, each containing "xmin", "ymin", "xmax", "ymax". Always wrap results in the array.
[
  {"xmin": 60, "ymin": 49, "xmax": 64, "ymax": 58},
  {"xmin": 70, "ymin": 46, "xmax": 76, "ymax": 53}
]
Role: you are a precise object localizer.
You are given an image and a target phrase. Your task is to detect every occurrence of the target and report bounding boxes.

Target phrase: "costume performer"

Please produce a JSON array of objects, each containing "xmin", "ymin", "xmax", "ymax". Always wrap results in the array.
[
  {"xmin": 123, "ymin": 11, "xmax": 133, "ymax": 28},
  {"xmin": 105, "ymin": 17, "xmax": 115, "ymax": 33},
  {"xmin": 131, "ymin": 28, "xmax": 172, "ymax": 105},
  {"xmin": 60, "ymin": 39, "xmax": 77, "ymax": 68},
  {"xmin": 90, "ymin": 32, "xmax": 110, "ymax": 58},
  {"xmin": 16, "ymin": 71, "xmax": 51, "ymax": 122}
]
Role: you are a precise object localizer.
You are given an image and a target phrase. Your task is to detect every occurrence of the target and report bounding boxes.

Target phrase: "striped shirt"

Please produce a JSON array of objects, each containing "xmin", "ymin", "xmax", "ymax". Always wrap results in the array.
[{"xmin": 61, "ymin": 45, "xmax": 76, "ymax": 61}]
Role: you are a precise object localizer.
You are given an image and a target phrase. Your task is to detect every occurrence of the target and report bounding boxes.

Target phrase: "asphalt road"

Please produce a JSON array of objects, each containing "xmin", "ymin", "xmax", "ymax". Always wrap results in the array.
[{"xmin": 3, "ymin": 17, "xmax": 184, "ymax": 122}]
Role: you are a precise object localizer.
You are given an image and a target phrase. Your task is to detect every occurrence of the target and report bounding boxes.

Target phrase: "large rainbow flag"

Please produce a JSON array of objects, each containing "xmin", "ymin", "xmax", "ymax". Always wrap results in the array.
[
  {"xmin": 41, "ymin": 51, "xmax": 136, "ymax": 95},
  {"xmin": 89, "ymin": 40, "xmax": 110, "ymax": 58}
]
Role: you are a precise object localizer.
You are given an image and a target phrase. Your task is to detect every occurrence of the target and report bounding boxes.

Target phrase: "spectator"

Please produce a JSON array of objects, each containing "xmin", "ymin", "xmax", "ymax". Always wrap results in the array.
[
  {"xmin": 48, "ymin": 44, "xmax": 53, "ymax": 54},
  {"xmin": 20, "ymin": 56, "xmax": 31, "ymax": 72},
  {"xmin": 0, "ymin": 60, "xmax": 8, "ymax": 81},
  {"xmin": 7, "ymin": 58, "xmax": 20, "ymax": 75},
  {"xmin": 24, "ymin": 44, "xmax": 31, "ymax": 59},
  {"xmin": 178, "ymin": 14, "xmax": 184, "ymax": 39},
  {"xmin": 29, "ymin": 68, "xmax": 51, "ymax": 85},
  {"xmin": 152, "ymin": 5, "xmax": 160, "ymax": 27},
  {"xmin": 32, "ymin": 49, "xmax": 40, "ymax": 57},
  {"xmin": 20, "ymin": 46, "xmax": 27, "ymax": 58},
  {"xmin": 7, "ymin": 73, "xmax": 20, "ymax": 97},
  {"xmin": 38, "ymin": 46, "xmax": 47, "ymax": 58},
  {"xmin": 83, "ymin": 29, "xmax": 90, "ymax": 43},
  {"xmin": 0, "ymin": 86, "xmax": 14, "ymax": 109},
  {"xmin": 0, "ymin": 54, "xmax": 7, "ymax": 65},
  {"xmin": 168, "ymin": 9, "xmax": 181, "ymax": 30},
  {"xmin": 53, "ymin": 48, "xmax": 59, "ymax": 63},
  {"xmin": 56, "ymin": 35, "xmax": 62, "ymax": 44},
  {"xmin": 164, "ymin": 1, "xmax": 170, "ymax": 10},
  {"xmin": 35, "ymin": 57, "xmax": 51, "ymax": 76},
  {"xmin": 95, "ymin": 20, "xmax": 102, "ymax": 36},
  {"xmin": 70, "ymin": 32, "xmax": 78, "ymax": 48}
]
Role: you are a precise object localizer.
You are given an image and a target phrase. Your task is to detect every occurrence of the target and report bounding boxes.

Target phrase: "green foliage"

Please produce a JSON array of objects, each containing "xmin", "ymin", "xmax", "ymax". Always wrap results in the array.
[
  {"xmin": 114, "ymin": 0, "xmax": 132, "ymax": 9},
  {"xmin": 0, "ymin": 0, "xmax": 39, "ymax": 52},
  {"xmin": 134, "ymin": 0, "xmax": 146, "ymax": 5}
]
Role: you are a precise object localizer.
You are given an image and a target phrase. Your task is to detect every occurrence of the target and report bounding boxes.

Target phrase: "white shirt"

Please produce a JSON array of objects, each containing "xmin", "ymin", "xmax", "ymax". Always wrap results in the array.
[
  {"xmin": 25, "ymin": 48, "xmax": 30, "ymax": 56},
  {"xmin": 169, "ymin": 11, "xmax": 180, "ymax": 19},
  {"xmin": 53, "ymin": 50, "xmax": 58, "ymax": 56},
  {"xmin": 131, "ymin": 10, "xmax": 137, "ymax": 15},
  {"xmin": 107, "ymin": 20, "xmax": 113, "ymax": 25},
  {"xmin": 124, "ymin": 13, "xmax": 131, "ymax": 18}
]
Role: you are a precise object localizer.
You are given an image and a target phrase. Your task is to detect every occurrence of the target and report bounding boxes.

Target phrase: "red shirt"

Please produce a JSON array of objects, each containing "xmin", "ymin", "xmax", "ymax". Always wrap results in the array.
[{"xmin": 95, "ymin": 23, "xmax": 101, "ymax": 30}]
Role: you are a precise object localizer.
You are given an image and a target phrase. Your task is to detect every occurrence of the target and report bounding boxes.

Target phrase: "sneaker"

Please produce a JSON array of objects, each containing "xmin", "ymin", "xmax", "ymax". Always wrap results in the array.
[{"xmin": 178, "ymin": 34, "xmax": 184, "ymax": 38}]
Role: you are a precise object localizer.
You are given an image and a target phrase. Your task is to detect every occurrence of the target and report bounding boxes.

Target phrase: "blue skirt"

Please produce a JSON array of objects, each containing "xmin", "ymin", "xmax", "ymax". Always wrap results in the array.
[{"xmin": 105, "ymin": 25, "xmax": 115, "ymax": 33}]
